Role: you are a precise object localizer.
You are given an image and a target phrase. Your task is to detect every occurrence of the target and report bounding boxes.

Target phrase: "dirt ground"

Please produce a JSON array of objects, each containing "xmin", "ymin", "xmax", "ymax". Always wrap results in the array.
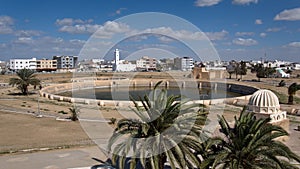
[{"xmin": 0, "ymin": 71, "xmax": 299, "ymax": 154}]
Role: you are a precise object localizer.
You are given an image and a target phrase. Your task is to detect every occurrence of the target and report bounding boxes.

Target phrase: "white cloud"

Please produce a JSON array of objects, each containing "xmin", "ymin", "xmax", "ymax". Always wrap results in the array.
[
  {"xmin": 232, "ymin": 38, "xmax": 257, "ymax": 46},
  {"xmin": 274, "ymin": 8, "xmax": 300, "ymax": 21},
  {"xmin": 259, "ymin": 33, "xmax": 267, "ymax": 37},
  {"xmin": 141, "ymin": 27, "xmax": 227, "ymax": 41},
  {"xmin": 14, "ymin": 37, "xmax": 33, "ymax": 44},
  {"xmin": 114, "ymin": 8, "xmax": 126, "ymax": 15},
  {"xmin": 58, "ymin": 21, "xmax": 130, "ymax": 36},
  {"xmin": 194, "ymin": 0, "xmax": 222, "ymax": 7},
  {"xmin": 284, "ymin": 42, "xmax": 300, "ymax": 48},
  {"xmin": 0, "ymin": 15, "xmax": 14, "ymax": 34},
  {"xmin": 232, "ymin": 0, "xmax": 258, "ymax": 5},
  {"xmin": 206, "ymin": 30, "xmax": 228, "ymax": 40},
  {"xmin": 59, "ymin": 24, "xmax": 102, "ymax": 34},
  {"xmin": 255, "ymin": 19, "xmax": 263, "ymax": 24},
  {"xmin": 55, "ymin": 18, "xmax": 93, "ymax": 26},
  {"xmin": 235, "ymin": 32, "xmax": 254, "ymax": 36},
  {"xmin": 15, "ymin": 30, "xmax": 42, "ymax": 37},
  {"xmin": 93, "ymin": 21, "xmax": 130, "ymax": 38},
  {"xmin": 266, "ymin": 27, "xmax": 282, "ymax": 32}
]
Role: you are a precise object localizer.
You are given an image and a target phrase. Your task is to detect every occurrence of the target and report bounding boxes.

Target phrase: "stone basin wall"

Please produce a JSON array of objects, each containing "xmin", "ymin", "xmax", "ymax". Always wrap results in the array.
[{"xmin": 39, "ymin": 79, "xmax": 258, "ymax": 107}]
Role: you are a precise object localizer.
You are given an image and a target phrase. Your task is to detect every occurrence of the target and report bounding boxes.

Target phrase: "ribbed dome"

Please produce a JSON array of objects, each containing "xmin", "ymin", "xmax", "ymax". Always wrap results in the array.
[{"xmin": 247, "ymin": 89, "xmax": 280, "ymax": 114}]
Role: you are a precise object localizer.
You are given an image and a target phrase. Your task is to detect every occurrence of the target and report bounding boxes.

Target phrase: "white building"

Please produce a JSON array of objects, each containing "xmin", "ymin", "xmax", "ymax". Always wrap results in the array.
[
  {"xmin": 113, "ymin": 49, "xmax": 136, "ymax": 72},
  {"xmin": 136, "ymin": 56, "xmax": 157, "ymax": 71},
  {"xmin": 174, "ymin": 57, "xmax": 194, "ymax": 71},
  {"xmin": 9, "ymin": 58, "xmax": 37, "ymax": 71},
  {"xmin": 247, "ymin": 89, "xmax": 289, "ymax": 133},
  {"xmin": 293, "ymin": 63, "xmax": 300, "ymax": 70}
]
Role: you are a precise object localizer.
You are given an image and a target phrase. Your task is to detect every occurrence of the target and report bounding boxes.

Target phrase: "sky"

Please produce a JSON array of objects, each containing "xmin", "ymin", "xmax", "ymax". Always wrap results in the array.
[{"xmin": 0, "ymin": 0, "xmax": 300, "ymax": 62}]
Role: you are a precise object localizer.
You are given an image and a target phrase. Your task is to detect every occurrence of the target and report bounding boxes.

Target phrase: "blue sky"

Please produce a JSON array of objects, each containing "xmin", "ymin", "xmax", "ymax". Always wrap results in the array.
[{"xmin": 0, "ymin": 0, "xmax": 300, "ymax": 62}]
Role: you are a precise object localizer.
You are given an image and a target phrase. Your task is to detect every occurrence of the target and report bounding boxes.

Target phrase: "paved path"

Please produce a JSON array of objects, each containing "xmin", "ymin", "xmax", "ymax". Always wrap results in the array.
[{"xmin": 0, "ymin": 146, "xmax": 109, "ymax": 169}]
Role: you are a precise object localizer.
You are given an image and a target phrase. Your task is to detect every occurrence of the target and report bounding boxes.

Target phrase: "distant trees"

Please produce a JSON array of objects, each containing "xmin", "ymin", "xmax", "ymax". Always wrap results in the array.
[
  {"xmin": 9, "ymin": 68, "xmax": 40, "ymax": 95},
  {"xmin": 251, "ymin": 63, "xmax": 276, "ymax": 81},
  {"xmin": 226, "ymin": 60, "xmax": 247, "ymax": 80},
  {"xmin": 288, "ymin": 83, "xmax": 300, "ymax": 104}
]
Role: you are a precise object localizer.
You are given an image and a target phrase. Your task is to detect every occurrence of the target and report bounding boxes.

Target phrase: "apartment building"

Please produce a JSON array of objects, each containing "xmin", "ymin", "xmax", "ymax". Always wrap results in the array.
[
  {"xmin": 36, "ymin": 59, "xmax": 57, "ymax": 72},
  {"xmin": 136, "ymin": 56, "xmax": 157, "ymax": 71},
  {"xmin": 174, "ymin": 57, "xmax": 194, "ymax": 71},
  {"xmin": 9, "ymin": 58, "xmax": 37, "ymax": 71},
  {"xmin": 53, "ymin": 56, "xmax": 78, "ymax": 70}
]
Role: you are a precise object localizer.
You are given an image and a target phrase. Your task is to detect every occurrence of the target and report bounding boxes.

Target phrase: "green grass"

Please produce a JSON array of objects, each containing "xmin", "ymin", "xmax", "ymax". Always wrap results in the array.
[{"xmin": 270, "ymin": 89, "xmax": 288, "ymax": 104}]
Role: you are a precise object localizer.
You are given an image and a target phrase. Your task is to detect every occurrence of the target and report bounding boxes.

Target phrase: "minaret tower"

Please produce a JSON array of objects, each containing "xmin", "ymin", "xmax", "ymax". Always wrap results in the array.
[{"xmin": 114, "ymin": 49, "xmax": 120, "ymax": 71}]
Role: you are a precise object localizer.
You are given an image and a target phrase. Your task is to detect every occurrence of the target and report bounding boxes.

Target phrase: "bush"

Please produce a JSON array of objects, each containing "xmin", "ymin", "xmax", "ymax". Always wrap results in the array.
[
  {"xmin": 58, "ymin": 110, "xmax": 68, "ymax": 114},
  {"xmin": 108, "ymin": 117, "xmax": 117, "ymax": 125},
  {"xmin": 278, "ymin": 80, "xmax": 286, "ymax": 87}
]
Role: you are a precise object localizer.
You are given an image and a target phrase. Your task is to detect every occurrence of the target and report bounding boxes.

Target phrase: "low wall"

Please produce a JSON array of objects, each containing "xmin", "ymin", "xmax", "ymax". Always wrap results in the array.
[{"xmin": 39, "ymin": 79, "xmax": 258, "ymax": 107}]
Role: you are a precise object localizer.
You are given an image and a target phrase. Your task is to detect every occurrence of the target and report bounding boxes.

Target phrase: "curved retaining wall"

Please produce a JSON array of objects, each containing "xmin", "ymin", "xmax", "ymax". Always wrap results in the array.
[{"xmin": 39, "ymin": 79, "xmax": 258, "ymax": 107}]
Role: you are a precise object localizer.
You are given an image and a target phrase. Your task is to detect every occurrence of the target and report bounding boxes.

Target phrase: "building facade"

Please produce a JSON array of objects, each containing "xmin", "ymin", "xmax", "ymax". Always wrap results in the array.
[
  {"xmin": 136, "ymin": 56, "xmax": 157, "ymax": 71},
  {"xmin": 36, "ymin": 59, "xmax": 57, "ymax": 72},
  {"xmin": 53, "ymin": 56, "xmax": 78, "ymax": 70},
  {"xmin": 9, "ymin": 58, "xmax": 37, "ymax": 71},
  {"xmin": 174, "ymin": 57, "xmax": 194, "ymax": 71}
]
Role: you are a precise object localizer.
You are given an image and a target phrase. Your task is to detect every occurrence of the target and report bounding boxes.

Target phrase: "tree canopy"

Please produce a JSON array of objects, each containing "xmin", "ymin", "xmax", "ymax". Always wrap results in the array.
[{"xmin": 9, "ymin": 68, "xmax": 40, "ymax": 95}]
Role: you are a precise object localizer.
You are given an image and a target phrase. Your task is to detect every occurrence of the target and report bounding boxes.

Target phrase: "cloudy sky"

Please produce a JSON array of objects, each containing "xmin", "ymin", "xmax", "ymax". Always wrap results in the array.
[{"xmin": 0, "ymin": 0, "xmax": 300, "ymax": 62}]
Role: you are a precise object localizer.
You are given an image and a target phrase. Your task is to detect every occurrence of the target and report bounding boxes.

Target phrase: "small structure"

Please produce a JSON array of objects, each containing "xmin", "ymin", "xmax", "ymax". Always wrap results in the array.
[
  {"xmin": 247, "ymin": 89, "xmax": 289, "ymax": 133},
  {"xmin": 275, "ymin": 68, "xmax": 290, "ymax": 78},
  {"xmin": 192, "ymin": 67, "xmax": 226, "ymax": 80}
]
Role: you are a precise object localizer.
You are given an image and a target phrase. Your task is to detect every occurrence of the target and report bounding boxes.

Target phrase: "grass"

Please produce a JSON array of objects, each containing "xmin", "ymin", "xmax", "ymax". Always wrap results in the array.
[{"xmin": 271, "ymin": 89, "xmax": 288, "ymax": 104}]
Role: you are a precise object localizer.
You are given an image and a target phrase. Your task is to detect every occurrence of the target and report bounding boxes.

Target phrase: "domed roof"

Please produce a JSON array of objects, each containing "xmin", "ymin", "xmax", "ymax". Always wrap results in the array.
[{"xmin": 247, "ymin": 89, "xmax": 280, "ymax": 114}]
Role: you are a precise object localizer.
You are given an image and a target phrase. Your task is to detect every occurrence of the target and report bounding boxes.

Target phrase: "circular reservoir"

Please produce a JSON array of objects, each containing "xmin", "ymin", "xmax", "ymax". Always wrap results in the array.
[{"xmin": 58, "ymin": 86, "xmax": 243, "ymax": 101}]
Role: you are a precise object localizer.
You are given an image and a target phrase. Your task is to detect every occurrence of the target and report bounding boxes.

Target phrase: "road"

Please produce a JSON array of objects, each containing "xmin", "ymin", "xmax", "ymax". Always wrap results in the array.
[{"xmin": 0, "ymin": 146, "xmax": 110, "ymax": 169}]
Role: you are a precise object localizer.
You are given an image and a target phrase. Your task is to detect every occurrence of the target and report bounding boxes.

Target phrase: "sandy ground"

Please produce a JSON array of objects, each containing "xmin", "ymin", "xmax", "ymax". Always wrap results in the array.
[{"xmin": 0, "ymin": 71, "xmax": 299, "ymax": 155}]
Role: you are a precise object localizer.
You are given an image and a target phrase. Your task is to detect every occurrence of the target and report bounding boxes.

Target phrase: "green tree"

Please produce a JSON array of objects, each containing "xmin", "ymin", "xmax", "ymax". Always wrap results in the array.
[
  {"xmin": 9, "ymin": 68, "xmax": 40, "ymax": 95},
  {"xmin": 108, "ymin": 81, "xmax": 207, "ymax": 169},
  {"xmin": 238, "ymin": 61, "xmax": 247, "ymax": 80},
  {"xmin": 255, "ymin": 64, "xmax": 265, "ymax": 81},
  {"xmin": 288, "ymin": 83, "xmax": 300, "ymax": 105},
  {"xmin": 201, "ymin": 110, "xmax": 300, "ymax": 169}
]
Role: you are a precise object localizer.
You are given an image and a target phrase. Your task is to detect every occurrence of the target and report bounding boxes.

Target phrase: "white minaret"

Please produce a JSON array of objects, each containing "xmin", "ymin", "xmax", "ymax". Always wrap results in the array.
[{"xmin": 114, "ymin": 49, "xmax": 120, "ymax": 71}]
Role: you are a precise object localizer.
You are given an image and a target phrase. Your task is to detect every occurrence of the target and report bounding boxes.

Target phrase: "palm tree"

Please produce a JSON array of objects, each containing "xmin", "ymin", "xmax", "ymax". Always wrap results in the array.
[
  {"xmin": 288, "ymin": 83, "xmax": 300, "ymax": 105},
  {"xmin": 201, "ymin": 110, "xmax": 300, "ymax": 169},
  {"xmin": 9, "ymin": 68, "xmax": 40, "ymax": 95},
  {"xmin": 69, "ymin": 107, "xmax": 79, "ymax": 121},
  {"xmin": 108, "ymin": 81, "xmax": 207, "ymax": 169}
]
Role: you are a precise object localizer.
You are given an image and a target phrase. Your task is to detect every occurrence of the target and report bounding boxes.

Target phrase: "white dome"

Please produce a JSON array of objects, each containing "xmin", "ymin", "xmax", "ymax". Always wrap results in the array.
[{"xmin": 247, "ymin": 89, "xmax": 280, "ymax": 114}]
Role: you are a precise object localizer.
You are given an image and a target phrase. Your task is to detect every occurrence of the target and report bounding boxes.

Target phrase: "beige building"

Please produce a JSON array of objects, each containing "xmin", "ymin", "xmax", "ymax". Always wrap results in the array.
[
  {"xmin": 36, "ymin": 59, "xmax": 57, "ymax": 72},
  {"xmin": 192, "ymin": 67, "xmax": 226, "ymax": 80}
]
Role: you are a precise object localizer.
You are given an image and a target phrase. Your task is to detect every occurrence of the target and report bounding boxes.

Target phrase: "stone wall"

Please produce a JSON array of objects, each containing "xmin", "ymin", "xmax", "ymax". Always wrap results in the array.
[{"xmin": 39, "ymin": 79, "xmax": 258, "ymax": 107}]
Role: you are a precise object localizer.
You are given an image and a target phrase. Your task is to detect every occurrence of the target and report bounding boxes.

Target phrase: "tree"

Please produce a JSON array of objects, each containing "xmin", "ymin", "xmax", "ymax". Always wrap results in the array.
[
  {"xmin": 9, "ymin": 68, "xmax": 40, "ymax": 95},
  {"xmin": 288, "ymin": 83, "xmax": 300, "ymax": 105},
  {"xmin": 234, "ymin": 62, "xmax": 241, "ymax": 79},
  {"xmin": 108, "ymin": 81, "xmax": 207, "ymax": 169},
  {"xmin": 255, "ymin": 64, "xmax": 265, "ymax": 82},
  {"xmin": 69, "ymin": 107, "xmax": 79, "ymax": 121},
  {"xmin": 238, "ymin": 61, "xmax": 247, "ymax": 80},
  {"xmin": 226, "ymin": 64, "xmax": 235, "ymax": 79},
  {"xmin": 201, "ymin": 110, "xmax": 300, "ymax": 169}
]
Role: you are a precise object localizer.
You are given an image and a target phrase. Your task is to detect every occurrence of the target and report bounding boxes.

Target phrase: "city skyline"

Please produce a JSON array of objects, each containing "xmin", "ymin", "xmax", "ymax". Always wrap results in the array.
[{"xmin": 0, "ymin": 0, "xmax": 300, "ymax": 62}]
